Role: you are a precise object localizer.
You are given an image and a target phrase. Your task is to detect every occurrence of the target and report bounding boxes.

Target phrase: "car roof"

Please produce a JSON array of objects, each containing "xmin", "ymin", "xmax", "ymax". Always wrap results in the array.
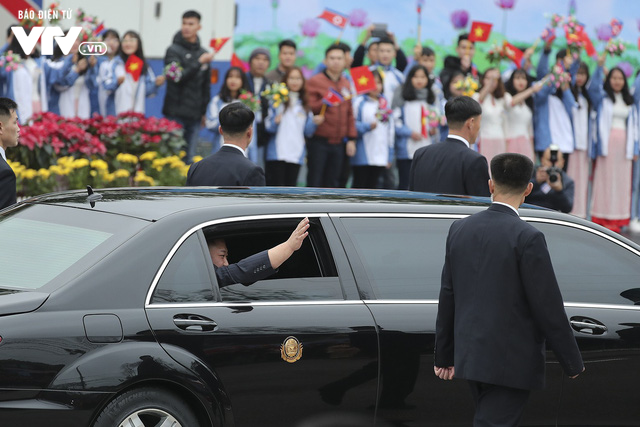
[{"xmin": 27, "ymin": 186, "xmax": 546, "ymax": 221}]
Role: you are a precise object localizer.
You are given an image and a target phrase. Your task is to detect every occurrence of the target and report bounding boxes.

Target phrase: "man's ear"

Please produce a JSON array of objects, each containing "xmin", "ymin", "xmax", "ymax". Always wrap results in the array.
[
  {"xmin": 488, "ymin": 179, "xmax": 495, "ymax": 195},
  {"xmin": 218, "ymin": 125, "xmax": 223, "ymax": 136},
  {"xmin": 524, "ymin": 181, "xmax": 533, "ymax": 197}
]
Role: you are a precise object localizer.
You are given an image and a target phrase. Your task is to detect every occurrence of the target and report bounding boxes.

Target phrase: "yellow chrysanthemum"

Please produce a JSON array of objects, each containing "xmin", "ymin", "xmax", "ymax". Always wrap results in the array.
[
  {"xmin": 21, "ymin": 169, "xmax": 38, "ymax": 180},
  {"xmin": 116, "ymin": 153, "xmax": 139, "ymax": 164},
  {"xmin": 103, "ymin": 173, "xmax": 115, "ymax": 183},
  {"xmin": 72, "ymin": 158, "xmax": 90, "ymax": 169},
  {"xmin": 139, "ymin": 151, "xmax": 158, "ymax": 161},
  {"xmin": 179, "ymin": 150, "xmax": 186, "ymax": 159},
  {"xmin": 90, "ymin": 159, "xmax": 109, "ymax": 171},
  {"xmin": 192, "ymin": 155, "xmax": 203, "ymax": 163},
  {"xmin": 49, "ymin": 165, "xmax": 63, "ymax": 175},
  {"xmin": 281, "ymin": 88, "xmax": 289, "ymax": 96},
  {"xmin": 134, "ymin": 171, "xmax": 155, "ymax": 186},
  {"xmin": 90, "ymin": 170, "xmax": 97, "ymax": 177},
  {"xmin": 114, "ymin": 169, "xmax": 130, "ymax": 179},
  {"xmin": 37, "ymin": 168, "xmax": 51, "ymax": 179}
]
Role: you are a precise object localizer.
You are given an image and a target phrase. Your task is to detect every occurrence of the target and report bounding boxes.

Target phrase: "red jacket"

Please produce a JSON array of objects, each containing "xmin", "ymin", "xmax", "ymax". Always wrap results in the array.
[{"xmin": 306, "ymin": 71, "xmax": 357, "ymax": 144}]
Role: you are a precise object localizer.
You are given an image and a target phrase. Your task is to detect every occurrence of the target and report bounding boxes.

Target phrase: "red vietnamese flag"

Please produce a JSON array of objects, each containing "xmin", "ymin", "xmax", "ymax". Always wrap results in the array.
[
  {"xmin": 351, "ymin": 66, "xmax": 377, "ymax": 94},
  {"xmin": 576, "ymin": 27, "xmax": 596, "ymax": 57},
  {"xmin": 125, "ymin": 54, "xmax": 144, "ymax": 82},
  {"xmin": 231, "ymin": 53, "xmax": 249, "ymax": 72},
  {"xmin": 318, "ymin": 8, "xmax": 349, "ymax": 29},
  {"xmin": 468, "ymin": 21, "xmax": 492, "ymax": 42},
  {"xmin": 421, "ymin": 106, "xmax": 428, "ymax": 138},
  {"xmin": 503, "ymin": 42, "xmax": 524, "ymax": 68},
  {"xmin": 210, "ymin": 37, "xmax": 230, "ymax": 53}
]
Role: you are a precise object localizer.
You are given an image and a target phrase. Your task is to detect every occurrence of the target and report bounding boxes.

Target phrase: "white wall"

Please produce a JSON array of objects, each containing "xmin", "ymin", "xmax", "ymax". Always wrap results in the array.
[{"xmin": 3, "ymin": 0, "xmax": 236, "ymax": 59}]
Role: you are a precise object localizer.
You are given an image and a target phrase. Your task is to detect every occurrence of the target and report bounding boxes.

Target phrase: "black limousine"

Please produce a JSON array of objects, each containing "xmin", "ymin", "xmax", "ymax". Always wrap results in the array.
[{"xmin": 0, "ymin": 187, "xmax": 637, "ymax": 427}]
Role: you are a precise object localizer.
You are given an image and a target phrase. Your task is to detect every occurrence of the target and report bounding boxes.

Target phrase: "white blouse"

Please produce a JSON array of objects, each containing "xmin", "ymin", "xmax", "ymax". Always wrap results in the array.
[{"xmin": 474, "ymin": 92, "xmax": 511, "ymax": 140}]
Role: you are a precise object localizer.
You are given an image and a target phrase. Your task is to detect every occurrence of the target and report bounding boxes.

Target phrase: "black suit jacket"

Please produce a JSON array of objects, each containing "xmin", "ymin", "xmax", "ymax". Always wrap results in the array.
[
  {"xmin": 435, "ymin": 203, "xmax": 584, "ymax": 390},
  {"xmin": 186, "ymin": 145, "xmax": 265, "ymax": 187},
  {"xmin": 408, "ymin": 138, "xmax": 490, "ymax": 196},
  {"xmin": 247, "ymin": 72, "xmax": 271, "ymax": 148},
  {"xmin": 215, "ymin": 250, "xmax": 275, "ymax": 288},
  {"xmin": 0, "ymin": 156, "xmax": 16, "ymax": 210}
]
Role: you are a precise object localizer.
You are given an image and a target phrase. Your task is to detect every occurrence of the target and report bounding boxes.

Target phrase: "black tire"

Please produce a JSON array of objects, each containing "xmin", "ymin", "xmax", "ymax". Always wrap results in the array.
[{"xmin": 94, "ymin": 387, "xmax": 200, "ymax": 427}]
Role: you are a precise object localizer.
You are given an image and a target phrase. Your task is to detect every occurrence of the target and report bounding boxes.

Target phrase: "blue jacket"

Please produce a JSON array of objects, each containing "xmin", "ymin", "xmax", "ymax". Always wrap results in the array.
[{"xmin": 351, "ymin": 94, "xmax": 394, "ymax": 166}]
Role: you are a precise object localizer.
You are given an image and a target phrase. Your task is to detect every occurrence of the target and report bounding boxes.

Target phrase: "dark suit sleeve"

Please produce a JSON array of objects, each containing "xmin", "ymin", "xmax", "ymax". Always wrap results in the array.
[
  {"xmin": 0, "ymin": 167, "xmax": 16, "ymax": 210},
  {"xmin": 435, "ymin": 228, "xmax": 455, "ymax": 367},
  {"xmin": 520, "ymin": 231, "xmax": 584, "ymax": 377},
  {"xmin": 465, "ymin": 155, "xmax": 491, "ymax": 196},
  {"xmin": 552, "ymin": 175, "xmax": 574, "ymax": 213},
  {"xmin": 215, "ymin": 250, "xmax": 275, "ymax": 288},
  {"xmin": 244, "ymin": 166, "xmax": 266, "ymax": 186}
]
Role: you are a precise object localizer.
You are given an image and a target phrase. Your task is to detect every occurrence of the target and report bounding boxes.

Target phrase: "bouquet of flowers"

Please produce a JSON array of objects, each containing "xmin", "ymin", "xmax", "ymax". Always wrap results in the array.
[
  {"xmin": 564, "ymin": 15, "xmax": 584, "ymax": 53},
  {"xmin": 454, "ymin": 75, "xmax": 479, "ymax": 97},
  {"xmin": 76, "ymin": 8, "xmax": 102, "ymax": 41},
  {"xmin": 164, "ymin": 61, "xmax": 183, "ymax": 83},
  {"xmin": 46, "ymin": 2, "xmax": 63, "ymax": 25},
  {"xmin": 375, "ymin": 107, "xmax": 393, "ymax": 123},
  {"xmin": 19, "ymin": 8, "xmax": 43, "ymax": 31},
  {"xmin": 486, "ymin": 44, "xmax": 505, "ymax": 64},
  {"xmin": 548, "ymin": 13, "xmax": 564, "ymax": 28},
  {"xmin": 427, "ymin": 108, "xmax": 445, "ymax": 128},
  {"xmin": 238, "ymin": 90, "xmax": 260, "ymax": 111},
  {"xmin": 0, "ymin": 51, "xmax": 22, "ymax": 72},
  {"xmin": 261, "ymin": 82, "xmax": 289, "ymax": 108},
  {"xmin": 605, "ymin": 40, "xmax": 626, "ymax": 56},
  {"xmin": 547, "ymin": 64, "xmax": 571, "ymax": 89}
]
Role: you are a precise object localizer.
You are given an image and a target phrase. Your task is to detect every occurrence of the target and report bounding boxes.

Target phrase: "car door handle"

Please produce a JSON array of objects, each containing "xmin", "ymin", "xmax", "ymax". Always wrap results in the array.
[
  {"xmin": 173, "ymin": 315, "xmax": 218, "ymax": 332},
  {"xmin": 570, "ymin": 319, "xmax": 607, "ymax": 335}
]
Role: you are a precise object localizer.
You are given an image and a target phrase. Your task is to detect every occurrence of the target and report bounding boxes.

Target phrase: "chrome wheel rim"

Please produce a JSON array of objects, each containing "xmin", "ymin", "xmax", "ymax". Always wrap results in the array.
[{"xmin": 119, "ymin": 408, "xmax": 181, "ymax": 427}]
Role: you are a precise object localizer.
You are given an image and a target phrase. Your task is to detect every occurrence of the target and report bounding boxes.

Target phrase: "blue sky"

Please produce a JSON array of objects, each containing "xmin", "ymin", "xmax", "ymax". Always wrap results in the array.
[{"xmin": 236, "ymin": 0, "xmax": 639, "ymax": 46}]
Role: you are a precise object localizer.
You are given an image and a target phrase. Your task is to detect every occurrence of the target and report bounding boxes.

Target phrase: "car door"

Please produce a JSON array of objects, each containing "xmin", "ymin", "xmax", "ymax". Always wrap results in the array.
[
  {"xmin": 333, "ymin": 213, "xmax": 564, "ymax": 427},
  {"xmin": 529, "ymin": 219, "xmax": 640, "ymax": 426},
  {"xmin": 145, "ymin": 215, "xmax": 379, "ymax": 426}
]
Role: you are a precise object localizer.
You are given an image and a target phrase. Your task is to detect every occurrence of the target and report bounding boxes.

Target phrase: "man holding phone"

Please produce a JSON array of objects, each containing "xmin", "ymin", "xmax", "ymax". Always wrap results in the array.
[{"xmin": 352, "ymin": 24, "xmax": 408, "ymax": 71}]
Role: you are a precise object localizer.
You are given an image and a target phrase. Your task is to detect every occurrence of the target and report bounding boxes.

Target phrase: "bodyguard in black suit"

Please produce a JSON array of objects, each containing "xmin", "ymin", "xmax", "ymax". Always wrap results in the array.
[
  {"xmin": 208, "ymin": 218, "xmax": 310, "ymax": 288},
  {"xmin": 435, "ymin": 153, "xmax": 584, "ymax": 427},
  {"xmin": 409, "ymin": 96, "xmax": 490, "ymax": 196},
  {"xmin": 0, "ymin": 98, "xmax": 19, "ymax": 210},
  {"xmin": 186, "ymin": 103, "xmax": 266, "ymax": 187}
]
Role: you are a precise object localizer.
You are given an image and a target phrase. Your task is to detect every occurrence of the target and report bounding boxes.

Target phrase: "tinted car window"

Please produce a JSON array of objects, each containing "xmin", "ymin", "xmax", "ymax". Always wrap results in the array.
[
  {"xmin": 532, "ymin": 222, "xmax": 640, "ymax": 305},
  {"xmin": 205, "ymin": 218, "xmax": 343, "ymax": 302},
  {"xmin": 152, "ymin": 233, "xmax": 214, "ymax": 303},
  {"xmin": 341, "ymin": 217, "xmax": 454, "ymax": 300},
  {"xmin": 0, "ymin": 204, "xmax": 146, "ymax": 291}
]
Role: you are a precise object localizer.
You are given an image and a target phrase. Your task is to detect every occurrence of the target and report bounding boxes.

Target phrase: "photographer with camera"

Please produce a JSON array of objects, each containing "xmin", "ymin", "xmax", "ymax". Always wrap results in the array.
[{"xmin": 525, "ymin": 145, "xmax": 575, "ymax": 213}]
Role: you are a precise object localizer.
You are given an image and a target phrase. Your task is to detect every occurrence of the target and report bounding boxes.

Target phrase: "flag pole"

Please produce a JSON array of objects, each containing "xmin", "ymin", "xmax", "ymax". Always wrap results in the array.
[{"xmin": 320, "ymin": 104, "xmax": 327, "ymax": 116}]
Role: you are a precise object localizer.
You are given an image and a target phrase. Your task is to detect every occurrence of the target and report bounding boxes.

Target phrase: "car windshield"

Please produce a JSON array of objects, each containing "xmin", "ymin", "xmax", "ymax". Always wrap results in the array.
[{"xmin": 0, "ymin": 204, "xmax": 148, "ymax": 291}]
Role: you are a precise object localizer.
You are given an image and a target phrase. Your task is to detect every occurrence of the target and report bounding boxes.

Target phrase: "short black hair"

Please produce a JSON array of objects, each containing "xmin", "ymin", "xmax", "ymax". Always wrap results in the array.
[
  {"xmin": 367, "ymin": 41, "xmax": 379, "ymax": 51},
  {"xmin": 490, "ymin": 153, "xmax": 534, "ymax": 195},
  {"xmin": 219, "ymin": 103, "xmax": 255, "ymax": 136},
  {"xmin": 377, "ymin": 37, "xmax": 394, "ymax": 47},
  {"xmin": 279, "ymin": 39, "xmax": 297, "ymax": 51},
  {"xmin": 555, "ymin": 48, "xmax": 568, "ymax": 62},
  {"xmin": 0, "ymin": 97, "xmax": 17, "ymax": 118},
  {"xmin": 457, "ymin": 33, "xmax": 473, "ymax": 46},
  {"xmin": 102, "ymin": 29, "xmax": 119, "ymax": 41},
  {"xmin": 445, "ymin": 96, "xmax": 482, "ymax": 128},
  {"xmin": 325, "ymin": 43, "xmax": 346, "ymax": 57},
  {"xmin": 421, "ymin": 47, "xmax": 435, "ymax": 57},
  {"xmin": 182, "ymin": 10, "xmax": 201, "ymax": 21},
  {"xmin": 335, "ymin": 41, "xmax": 351, "ymax": 53}
]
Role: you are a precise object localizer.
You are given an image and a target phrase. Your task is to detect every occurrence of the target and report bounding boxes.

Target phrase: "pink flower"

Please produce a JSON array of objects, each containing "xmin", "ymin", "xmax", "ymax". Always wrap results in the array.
[
  {"xmin": 6, "ymin": 56, "xmax": 12, "ymax": 62},
  {"xmin": 4, "ymin": 66, "xmax": 10, "ymax": 72},
  {"xmin": 300, "ymin": 19, "xmax": 320, "ymax": 38},
  {"xmin": 349, "ymin": 9, "xmax": 367, "ymax": 28}
]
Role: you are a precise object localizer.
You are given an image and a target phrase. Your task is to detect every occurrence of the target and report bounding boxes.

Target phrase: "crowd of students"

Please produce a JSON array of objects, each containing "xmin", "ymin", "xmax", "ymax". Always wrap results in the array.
[{"xmin": 3, "ymin": 12, "xmax": 640, "ymax": 233}]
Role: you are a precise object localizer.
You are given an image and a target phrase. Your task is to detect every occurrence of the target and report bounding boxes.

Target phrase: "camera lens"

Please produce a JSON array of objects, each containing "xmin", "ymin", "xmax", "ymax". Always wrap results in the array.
[{"xmin": 549, "ymin": 173, "xmax": 558, "ymax": 183}]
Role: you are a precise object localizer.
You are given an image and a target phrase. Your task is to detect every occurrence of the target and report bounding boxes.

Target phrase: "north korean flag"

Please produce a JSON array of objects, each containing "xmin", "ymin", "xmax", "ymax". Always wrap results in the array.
[
  {"xmin": 468, "ymin": 21, "xmax": 492, "ymax": 42},
  {"xmin": 351, "ymin": 66, "xmax": 377, "ymax": 94},
  {"xmin": 125, "ymin": 54, "xmax": 144, "ymax": 82},
  {"xmin": 322, "ymin": 88, "xmax": 345, "ymax": 106},
  {"xmin": 318, "ymin": 8, "xmax": 349, "ymax": 29}
]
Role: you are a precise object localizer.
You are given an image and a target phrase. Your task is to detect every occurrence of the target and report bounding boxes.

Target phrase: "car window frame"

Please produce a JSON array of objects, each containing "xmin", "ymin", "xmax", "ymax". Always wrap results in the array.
[{"xmin": 146, "ymin": 213, "xmax": 349, "ymax": 308}]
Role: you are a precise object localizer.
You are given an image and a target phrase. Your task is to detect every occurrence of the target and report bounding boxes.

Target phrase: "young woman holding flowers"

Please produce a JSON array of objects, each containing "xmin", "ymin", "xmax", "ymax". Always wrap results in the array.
[
  {"xmin": 263, "ymin": 67, "xmax": 322, "ymax": 186},
  {"xmin": 114, "ymin": 31, "xmax": 165, "ymax": 115},
  {"xmin": 97, "ymin": 29, "xmax": 121, "ymax": 116},
  {"xmin": 504, "ymin": 69, "xmax": 543, "ymax": 161},
  {"xmin": 589, "ymin": 52, "xmax": 640, "ymax": 232},
  {"xmin": 473, "ymin": 67, "xmax": 510, "ymax": 167},
  {"xmin": 205, "ymin": 66, "xmax": 259, "ymax": 162},
  {"xmin": 568, "ymin": 61, "xmax": 594, "ymax": 218},
  {"xmin": 392, "ymin": 64, "xmax": 437, "ymax": 190},
  {"xmin": 351, "ymin": 69, "xmax": 394, "ymax": 189}
]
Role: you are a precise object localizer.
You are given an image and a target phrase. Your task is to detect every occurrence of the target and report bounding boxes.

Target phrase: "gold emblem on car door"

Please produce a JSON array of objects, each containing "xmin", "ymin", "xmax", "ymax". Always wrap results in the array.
[{"xmin": 281, "ymin": 336, "xmax": 303, "ymax": 363}]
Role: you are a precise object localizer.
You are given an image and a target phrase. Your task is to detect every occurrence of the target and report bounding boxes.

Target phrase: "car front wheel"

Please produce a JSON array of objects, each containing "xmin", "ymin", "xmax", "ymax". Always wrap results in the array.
[{"xmin": 94, "ymin": 387, "xmax": 200, "ymax": 427}]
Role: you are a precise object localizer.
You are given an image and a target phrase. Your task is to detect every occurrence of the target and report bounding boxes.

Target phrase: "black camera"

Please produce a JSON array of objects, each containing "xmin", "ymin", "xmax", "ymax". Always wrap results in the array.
[{"xmin": 547, "ymin": 147, "xmax": 561, "ymax": 183}]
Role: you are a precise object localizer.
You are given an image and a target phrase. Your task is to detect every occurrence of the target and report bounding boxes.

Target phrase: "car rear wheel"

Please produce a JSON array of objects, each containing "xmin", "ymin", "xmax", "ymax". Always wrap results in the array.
[{"xmin": 94, "ymin": 387, "xmax": 200, "ymax": 427}]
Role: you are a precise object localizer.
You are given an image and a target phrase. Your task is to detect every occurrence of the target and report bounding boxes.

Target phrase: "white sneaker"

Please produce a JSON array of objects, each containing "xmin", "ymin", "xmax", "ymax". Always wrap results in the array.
[{"xmin": 629, "ymin": 219, "xmax": 640, "ymax": 234}]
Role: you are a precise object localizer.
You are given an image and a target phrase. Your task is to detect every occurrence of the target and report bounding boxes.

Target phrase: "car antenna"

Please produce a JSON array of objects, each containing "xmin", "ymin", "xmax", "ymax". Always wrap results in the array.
[{"xmin": 86, "ymin": 185, "xmax": 103, "ymax": 208}]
